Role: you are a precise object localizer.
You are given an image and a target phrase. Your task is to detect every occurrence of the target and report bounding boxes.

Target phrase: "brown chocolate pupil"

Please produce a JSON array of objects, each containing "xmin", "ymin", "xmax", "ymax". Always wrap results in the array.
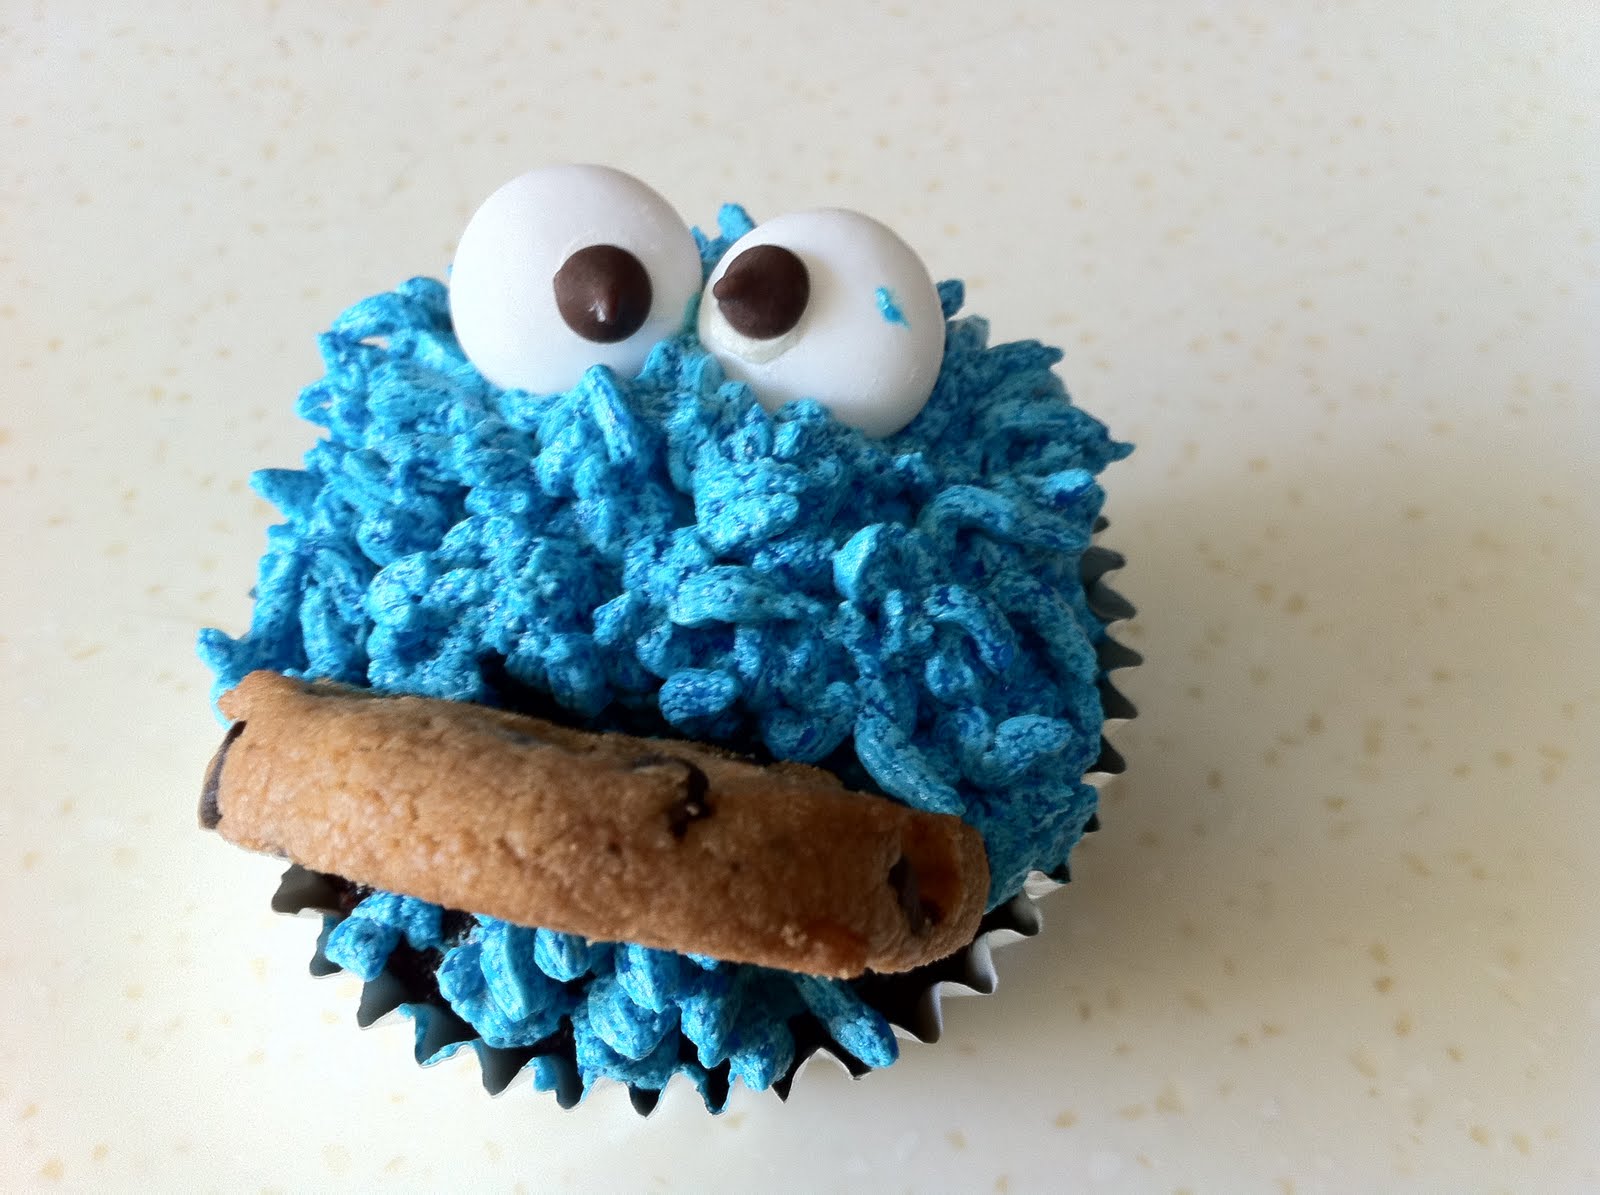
[
  {"xmin": 552, "ymin": 244, "xmax": 652, "ymax": 343},
  {"xmin": 712, "ymin": 243, "xmax": 810, "ymax": 340}
]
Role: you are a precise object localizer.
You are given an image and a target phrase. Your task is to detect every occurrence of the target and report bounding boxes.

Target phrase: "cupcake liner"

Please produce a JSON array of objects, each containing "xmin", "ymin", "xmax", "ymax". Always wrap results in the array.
[{"xmin": 263, "ymin": 532, "xmax": 1136, "ymax": 1113}]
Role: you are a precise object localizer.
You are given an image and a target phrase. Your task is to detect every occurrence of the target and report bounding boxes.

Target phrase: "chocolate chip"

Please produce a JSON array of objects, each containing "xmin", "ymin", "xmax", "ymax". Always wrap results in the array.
[
  {"xmin": 887, "ymin": 854, "xmax": 941, "ymax": 935},
  {"xmin": 663, "ymin": 759, "xmax": 713, "ymax": 840},
  {"xmin": 199, "ymin": 720, "xmax": 246, "ymax": 829},
  {"xmin": 631, "ymin": 752, "xmax": 714, "ymax": 837},
  {"xmin": 553, "ymin": 244, "xmax": 652, "ymax": 343},
  {"xmin": 490, "ymin": 724, "xmax": 546, "ymax": 748},
  {"xmin": 712, "ymin": 243, "xmax": 809, "ymax": 340}
]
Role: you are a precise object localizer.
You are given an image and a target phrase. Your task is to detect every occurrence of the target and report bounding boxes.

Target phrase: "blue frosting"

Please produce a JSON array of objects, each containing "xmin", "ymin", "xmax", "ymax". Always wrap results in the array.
[{"xmin": 201, "ymin": 203, "xmax": 1130, "ymax": 1104}]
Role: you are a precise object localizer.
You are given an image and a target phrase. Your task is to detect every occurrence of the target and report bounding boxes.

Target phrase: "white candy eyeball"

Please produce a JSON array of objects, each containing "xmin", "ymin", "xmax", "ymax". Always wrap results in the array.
[
  {"xmin": 697, "ymin": 209, "xmax": 945, "ymax": 438},
  {"xmin": 448, "ymin": 165, "xmax": 702, "ymax": 394}
]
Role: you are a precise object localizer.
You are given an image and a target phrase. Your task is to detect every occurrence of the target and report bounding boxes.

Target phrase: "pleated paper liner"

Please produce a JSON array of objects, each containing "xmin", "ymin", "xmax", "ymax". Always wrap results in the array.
[{"xmin": 267, "ymin": 527, "xmax": 1137, "ymax": 1113}]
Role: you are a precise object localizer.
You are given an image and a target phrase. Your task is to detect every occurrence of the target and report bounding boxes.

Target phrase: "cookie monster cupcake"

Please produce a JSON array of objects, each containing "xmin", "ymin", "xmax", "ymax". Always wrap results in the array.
[{"xmin": 198, "ymin": 165, "xmax": 1135, "ymax": 1111}]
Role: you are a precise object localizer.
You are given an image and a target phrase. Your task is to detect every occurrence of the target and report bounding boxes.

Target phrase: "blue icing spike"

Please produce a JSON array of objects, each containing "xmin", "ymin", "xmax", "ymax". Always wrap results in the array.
[
  {"xmin": 726, "ymin": 1010, "xmax": 796, "ymax": 1092},
  {"xmin": 528, "ymin": 1055, "xmax": 570, "ymax": 1096},
  {"xmin": 571, "ymin": 1002, "xmax": 681, "ymax": 1091},
  {"xmin": 479, "ymin": 922, "xmax": 562, "ymax": 1023},
  {"xmin": 935, "ymin": 279, "xmax": 964, "ymax": 319},
  {"xmin": 793, "ymin": 975, "xmax": 898, "ymax": 1070},
  {"xmin": 322, "ymin": 893, "xmax": 444, "ymax": 981},
  {"xmin": 533, "ymin": 929, "xmax": 605, "ymax": 982},
  {"xmin": 435, "ymin": 939, "xmax": 489, "ymax": 1010},
  {"xmin": 587, "ymin": 974, "xmax": 678, "ymax": 1061},
  {"xmin": 679, "ymin": 967, "xmax": 745, "ymax": 1068},
  {"xmin": 322, "ymin": 914, "xmax": 400, "ymax": 982},
  {"xmin": 202, "ymin": 207, "xmax": 1130, "ymax": 1103},
  {"xmin": 438, "ymin": 931, "xmax": 571, "ymax": 1048},
  {"xmin": 615, "ymin": 944, "xmax": 687, "ymax": 1015},
  {"xmin": 705, "ymin": 972, "xmax": 801, "ymax": 1090}
]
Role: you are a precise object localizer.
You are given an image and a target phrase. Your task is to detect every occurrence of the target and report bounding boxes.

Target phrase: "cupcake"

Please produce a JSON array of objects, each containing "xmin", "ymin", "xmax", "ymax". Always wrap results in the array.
[{"xmin": 198, "ymin": 165, "xmax": 1135, "ymax": 1111}]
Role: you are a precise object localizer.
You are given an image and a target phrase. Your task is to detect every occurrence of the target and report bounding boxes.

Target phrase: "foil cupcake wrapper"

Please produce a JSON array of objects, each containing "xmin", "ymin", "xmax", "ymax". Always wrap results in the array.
[{"xmin": 266, "ymin": 531, "xmax": 1137, "ymax": 1114}]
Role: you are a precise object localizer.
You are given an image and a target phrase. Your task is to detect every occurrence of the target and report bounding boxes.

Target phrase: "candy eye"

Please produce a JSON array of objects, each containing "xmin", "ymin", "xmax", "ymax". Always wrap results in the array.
[
  {"xmin": 697, "ymin": 209, "xmax": 945, "ymax": 438},
  {"xmin": 448, "ymin": 165, "xmax": 702, "ymax": 394}
]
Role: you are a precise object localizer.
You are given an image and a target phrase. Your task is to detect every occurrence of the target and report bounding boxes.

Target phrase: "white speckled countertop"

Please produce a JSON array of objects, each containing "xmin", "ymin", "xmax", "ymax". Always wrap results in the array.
[{"xmin": 3, "ymin": 2, "xmax": 1597, "ymax": 1191}]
